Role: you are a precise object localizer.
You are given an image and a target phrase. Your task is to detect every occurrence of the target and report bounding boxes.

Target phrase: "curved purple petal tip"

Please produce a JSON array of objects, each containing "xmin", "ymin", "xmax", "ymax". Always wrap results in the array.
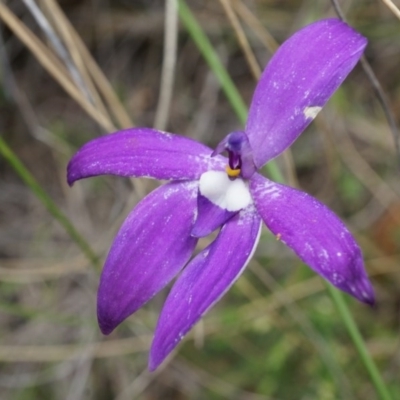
[
  {"xmin": 97, "ymin": 181, "xmax": 198, "ymax": 335},
  {"xmin": 149, "ymin": 206, "xmax": 261, "ymax": 371},
  {"xmin": 250, "ymin": 174, "xmax": 375, "ymax": 305},
  {"xmin": 246, "ymin": 18, "xmax": 367, "ymax": 167}
]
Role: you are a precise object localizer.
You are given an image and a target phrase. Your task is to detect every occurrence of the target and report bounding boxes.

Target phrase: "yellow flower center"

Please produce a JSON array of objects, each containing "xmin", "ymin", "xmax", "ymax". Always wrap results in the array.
[{"xmin": 225, "ymin": 165, "xmax": 241, "ymax": 178}]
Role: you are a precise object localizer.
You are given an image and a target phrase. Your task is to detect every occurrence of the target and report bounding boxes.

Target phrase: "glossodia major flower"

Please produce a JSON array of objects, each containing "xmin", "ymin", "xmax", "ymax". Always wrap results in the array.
[{"xmin": 67, "ymin": 19, "xmax": 375, "ymax": 371}]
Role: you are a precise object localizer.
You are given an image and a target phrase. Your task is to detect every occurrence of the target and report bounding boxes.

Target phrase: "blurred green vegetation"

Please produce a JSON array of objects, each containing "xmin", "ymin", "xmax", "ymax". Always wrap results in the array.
[{"xmin": 0, "ymin": 0, "xmax": 399, "ymax": 399}]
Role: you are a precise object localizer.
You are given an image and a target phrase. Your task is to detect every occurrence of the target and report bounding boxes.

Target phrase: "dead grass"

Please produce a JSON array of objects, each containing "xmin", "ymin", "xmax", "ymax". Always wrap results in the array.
[{"xmin": 0, "ymin": 0, "xmax": 399, "ymax": 399}]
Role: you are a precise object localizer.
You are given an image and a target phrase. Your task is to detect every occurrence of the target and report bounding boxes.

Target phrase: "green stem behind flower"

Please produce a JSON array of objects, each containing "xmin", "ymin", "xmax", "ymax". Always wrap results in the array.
[
  {"xmin": 0, "ymin": 135, "xmax": 99, "ymax": 268},
  {"xmin": 177, "ymin": 1, "xmax": 392, "ymax": 399},
  {"xmin": 326, "ymin": 283, "xmax": 392, "ymax": 400},
  {"xmin": 177, "ymin": 0, "xmax": 284, "ymax": 183}
]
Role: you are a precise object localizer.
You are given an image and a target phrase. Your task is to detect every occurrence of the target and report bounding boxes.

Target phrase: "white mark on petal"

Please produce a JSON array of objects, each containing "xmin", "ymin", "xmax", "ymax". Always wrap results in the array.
[
  {"xmin": 320, "ymin": 249, "xmax": 329, "ymax": 260},
  {"xmin": 192, "ymin": 154, "xmax": 225, "ymax": 171},
  {"xmin": 303, "ymin": 106, "xmax": 322, "ymax": 120},
  {"xmin": 305, "ymin": 243, "xmax": 313, "ymax": 253},
  {"xmin": 252, "ymin": 179, "xmax": 281, "ymax": 199},
  {"xmin": 237, "ymin": 203, "xmax": 257, "ymax": 225},
  {"xmin": 162, "ymin": 181, "xmax": 198, "ymax": 200}
]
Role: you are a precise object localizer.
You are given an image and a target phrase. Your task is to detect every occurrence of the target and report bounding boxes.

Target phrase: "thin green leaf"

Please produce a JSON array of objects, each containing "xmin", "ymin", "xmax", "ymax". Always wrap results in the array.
[{"xmin": 0, "ymin": 135, "xmax": 99, "ymax": 267}]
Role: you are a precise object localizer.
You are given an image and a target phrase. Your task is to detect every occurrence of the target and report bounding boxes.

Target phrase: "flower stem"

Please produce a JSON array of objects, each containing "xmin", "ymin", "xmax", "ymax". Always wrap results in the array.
[
  {"xmin": 326, "ymin": 283, "xmax": 392, "ymax": 400},
  {"xmin": 177, "ymin": 1, "xmax": 392, "ymax": 398},
  {"xmin": 0, "ymin": 136, "xmax": 99, "ymax": 267}
]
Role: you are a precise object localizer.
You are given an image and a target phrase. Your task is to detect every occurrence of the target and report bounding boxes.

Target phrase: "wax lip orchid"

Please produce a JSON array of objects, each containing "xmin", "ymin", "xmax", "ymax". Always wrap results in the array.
[{"xmin": 67, "ymin": 19, "xmax": 375, "ymax": 371}]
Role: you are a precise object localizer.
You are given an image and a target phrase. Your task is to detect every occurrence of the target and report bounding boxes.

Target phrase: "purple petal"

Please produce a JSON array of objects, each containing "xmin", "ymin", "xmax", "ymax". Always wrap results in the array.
[
  {"xmin": 149, "ymin": 206, "xmax": 261, "ymax": 370},
  {"xmin": 97, "ymin": 181, "xmax": 198, "ymax": 335},
  {"xmin": 191, "ymin": 194, "xmax": 236, "ymax": 238},
  {"xmin": 246, "ymin": 19, "xmax": 367, "ymax": 167},
  {"xmin": 67, "ymin": 127, "xmax": 225, "ymax": 185},
  {"xmin": 250, "ymin": 174, "xmax": 374, "ymax": 305}
]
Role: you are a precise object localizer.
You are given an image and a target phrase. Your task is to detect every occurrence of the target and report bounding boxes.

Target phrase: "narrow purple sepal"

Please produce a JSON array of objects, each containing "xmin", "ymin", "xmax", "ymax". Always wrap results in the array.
[
  {"xmin": 250, "ymin": 174, "xmax": 375, "ymax": 305},
  {"xmin": 149, "ymin": 206, "xmax": 262, "ymax": 371},
  {"xmin": 246, "ymin": 19, "xmax": 367, "ymax": 167},
  {"xmin": 67, "ymin": 127, "xmax": 225, "ymax": 185},
  {"xmin": 97, "ymin": 181, "xmax": 198, "ymax": 335},
  {"xmin": 191, "ymin": 194, "xmax": 236, "ymax": 237}
]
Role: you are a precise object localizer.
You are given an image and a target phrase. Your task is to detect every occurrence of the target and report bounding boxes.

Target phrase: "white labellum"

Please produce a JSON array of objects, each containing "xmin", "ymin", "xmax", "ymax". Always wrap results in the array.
[{"xmin": 199, "ymin": 170, "xmax": 252, "ymax": 212}]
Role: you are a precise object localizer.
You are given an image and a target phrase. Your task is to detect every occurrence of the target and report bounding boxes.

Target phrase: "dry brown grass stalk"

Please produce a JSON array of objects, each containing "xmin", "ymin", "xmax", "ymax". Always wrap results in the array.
[
  {"xmin": 0, "ymin": 3, "xmax": 116, "ymax": 131},
  {"xmin": 0, "ymin": 336, "xmax": 151, "ymax": 362},
  {"xmin": 40, "ymin": 0, "xmax": 134, "ymax": 129},
  {"xmin": 380, "ymin": 0, "xmax": 400, "ymax": 20}
]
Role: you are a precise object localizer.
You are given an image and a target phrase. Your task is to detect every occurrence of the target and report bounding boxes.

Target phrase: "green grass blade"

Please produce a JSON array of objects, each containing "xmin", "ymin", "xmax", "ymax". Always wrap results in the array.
[
  {"xmin": 177, "ymin": 0, "xmax": 247, "ymax": 124},
  {"xmin": 0, "ymin": 136, "xmax": 99, "ymax": 267},
  {"xmin": 177, "ymin": 0, "xmax": 284, "ymax": 183},
  {"xmin": 326, "ymin": 283, "xmax": 393, "ymax": 400}
]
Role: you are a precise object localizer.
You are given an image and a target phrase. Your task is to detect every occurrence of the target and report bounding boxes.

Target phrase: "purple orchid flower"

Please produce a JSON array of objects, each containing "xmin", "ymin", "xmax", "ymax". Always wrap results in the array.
[{"xmin": 67, "ymin": 19, "xmax": 375, "ymax": 371}]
